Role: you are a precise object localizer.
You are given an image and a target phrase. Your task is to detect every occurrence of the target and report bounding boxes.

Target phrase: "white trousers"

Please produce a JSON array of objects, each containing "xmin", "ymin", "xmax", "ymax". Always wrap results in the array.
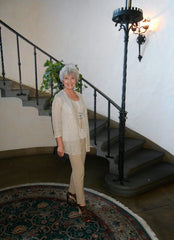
[{"xmin": 68, "ymin": 139, "xmax": 86, "ymax": 206}]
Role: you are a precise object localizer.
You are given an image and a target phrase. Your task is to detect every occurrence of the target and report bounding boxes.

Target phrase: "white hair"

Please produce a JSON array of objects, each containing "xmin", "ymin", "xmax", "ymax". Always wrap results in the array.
[{"xmin": 59, "ymin": 64, "xmax": 79, "ymax": 83}]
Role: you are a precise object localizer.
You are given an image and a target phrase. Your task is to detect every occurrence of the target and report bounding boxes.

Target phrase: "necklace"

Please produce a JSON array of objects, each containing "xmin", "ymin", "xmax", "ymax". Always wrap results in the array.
[{"xmin": 64, "ymin": 89, "xmax": 79, "ymax": 101}]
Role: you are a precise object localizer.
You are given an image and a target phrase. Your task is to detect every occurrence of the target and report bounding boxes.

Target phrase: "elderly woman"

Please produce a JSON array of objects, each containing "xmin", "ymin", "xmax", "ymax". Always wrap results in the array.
[{"xmin": 52, "ymin": 64, "xmax": 91, "ymax": 222}]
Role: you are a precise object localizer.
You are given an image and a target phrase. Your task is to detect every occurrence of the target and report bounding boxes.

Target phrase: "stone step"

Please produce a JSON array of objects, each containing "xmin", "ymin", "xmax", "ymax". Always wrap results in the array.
[
  {"xmin": 5, "ymin": 89, "xmax": 30, "ymax": 101},
  {"xmin": 38, "ymin": 109, "xmax": 51, "ymax": 116},
  {"xmin": 90, "ymin": 127, "xmax": 119, "ymax": 148},
  {"xmin": 89, "ymin": 119, "xmax": 107, "ymax": 136},
  {"xmin": 0, "ymin": 88, "xmax": 5, "ymax": 97},
  {"xmin": 119, "ymin": 148, "xmax": 164, "ymax": 177},
  {"xmin": 0, "ymin": 79, "xmax": 13, "ymax": 89},
  {"xmin": 101, "ymin": 137, "xmax": 145, "ymax": 157},
  {"xmin": 23, "ymin": 97, "xmax": 50, "ymax": 110},
  {"xmin": 105, "ymin": 161, "xmax": 174, "ymax": 197}
]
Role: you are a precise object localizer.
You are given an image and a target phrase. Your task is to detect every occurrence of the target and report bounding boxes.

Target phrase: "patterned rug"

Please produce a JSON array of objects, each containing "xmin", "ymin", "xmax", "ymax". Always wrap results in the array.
[{"xmin": 0, "ymin": 183, "xmax": 158, "ymax": 240}]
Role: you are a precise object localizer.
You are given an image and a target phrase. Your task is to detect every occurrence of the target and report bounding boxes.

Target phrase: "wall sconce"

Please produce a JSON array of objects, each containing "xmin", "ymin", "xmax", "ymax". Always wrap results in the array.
[{"xmin": 131, "ymin": 18, "xmax": 150, "ymax": 61}]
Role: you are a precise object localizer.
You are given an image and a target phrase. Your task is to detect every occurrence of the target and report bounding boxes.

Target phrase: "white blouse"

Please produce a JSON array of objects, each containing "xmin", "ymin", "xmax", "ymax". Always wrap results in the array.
[
  {"xmin": 71, "ymin": 100, "xmax": 87, "ymax": 139},
  {"xmin": 52, "ymin": 90, "xmax": 90, "ymax": 155}
]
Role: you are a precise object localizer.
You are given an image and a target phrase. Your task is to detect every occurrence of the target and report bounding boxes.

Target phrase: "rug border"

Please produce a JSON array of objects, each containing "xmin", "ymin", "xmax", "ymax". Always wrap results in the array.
[{"xmin": 0, "ymin": 182, "xmax": 159, "ymax": 240}]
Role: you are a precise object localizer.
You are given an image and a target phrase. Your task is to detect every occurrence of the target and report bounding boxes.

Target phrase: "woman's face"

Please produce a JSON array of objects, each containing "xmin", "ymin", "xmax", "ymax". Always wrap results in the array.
[{"xmin": 63, "ymin": 74, "xmax": 76, "ymax": 91}]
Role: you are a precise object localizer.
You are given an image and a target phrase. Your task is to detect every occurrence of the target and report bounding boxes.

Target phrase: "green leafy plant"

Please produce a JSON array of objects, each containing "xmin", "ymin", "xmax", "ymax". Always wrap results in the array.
[{"xmin": 40, "ymin": 60, "xmax": 86, "ymax": 102}]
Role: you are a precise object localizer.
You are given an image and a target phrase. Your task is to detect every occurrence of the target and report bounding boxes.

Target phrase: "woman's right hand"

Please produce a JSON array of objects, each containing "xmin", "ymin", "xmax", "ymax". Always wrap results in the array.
[
  {"xmin": 56, "ymin": 137, "xmax": 65, "ymax": 157},
  {"xmin": 57, "ymin": 146, "xmax": 65, "ymax": 157}
]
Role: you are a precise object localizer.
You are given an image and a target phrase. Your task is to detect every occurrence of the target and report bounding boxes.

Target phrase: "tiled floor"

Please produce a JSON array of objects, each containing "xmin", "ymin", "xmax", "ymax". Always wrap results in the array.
[{"xmin": 0, "ymin": 153, "xmax": 174, "ymax": 240}]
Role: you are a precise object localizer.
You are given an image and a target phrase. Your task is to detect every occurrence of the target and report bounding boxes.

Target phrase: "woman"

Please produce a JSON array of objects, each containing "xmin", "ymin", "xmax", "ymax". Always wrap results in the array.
[{"xmin": 52, "ymin": 64, "xmax": 91, "ymax": 222}]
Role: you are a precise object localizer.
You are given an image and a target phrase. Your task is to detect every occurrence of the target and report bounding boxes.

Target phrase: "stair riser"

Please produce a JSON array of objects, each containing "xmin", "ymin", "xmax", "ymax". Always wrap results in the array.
[
  {"xmin": 23, "ymin": 103, "xmax": 47, "ymax": 110},
  {"xmin": 115, "ymin": 143, "xmax": 145, "ymax": 160},
  {"xmin": 0, "ymin": 88, "xmax": 5, "ymax": 97},
  {"xmin": 23, "ymin": 99, "xmax": 50, "ymax": 110},
  {"xmin": 101, "ymin": 136, "xmax": 119, "ymax": 151},
  {"xmin": 5, "ymin": 90, "xmax": 29, "ymax": 101},
  {"xmin": 0, "ymin": 80, "xmax": 13, "ymax": 89},
  {"xmin": 38, "ymin": 109, "xmax": 51, "ymax": 116},
  {"xmin": 90, "ymin": 123, "xmax": 107, "ymax": 137},
  {"xmin": 97, "ymin": 141, "xmax": 145, "ymax": 164},
  {"xmin": 125, "ymin": 156, "xmax": 163, "ymax": 178}
]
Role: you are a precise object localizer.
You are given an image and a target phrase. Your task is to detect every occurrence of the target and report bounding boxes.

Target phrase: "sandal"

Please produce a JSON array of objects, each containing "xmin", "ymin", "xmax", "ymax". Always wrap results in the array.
[
  {"xmin": 67, "ymin": 192, "xmax": 77, "ymax": 206},
  {"xmin": 78, "ymin": 205, "xmax": 92, "ymax": 223}
]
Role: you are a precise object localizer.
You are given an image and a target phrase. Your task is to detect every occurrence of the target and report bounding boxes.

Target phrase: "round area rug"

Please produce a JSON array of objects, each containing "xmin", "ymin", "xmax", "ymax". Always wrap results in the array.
[{"xmin": 0, "ymin": 183, "xmax": 158, "ymax": 240}]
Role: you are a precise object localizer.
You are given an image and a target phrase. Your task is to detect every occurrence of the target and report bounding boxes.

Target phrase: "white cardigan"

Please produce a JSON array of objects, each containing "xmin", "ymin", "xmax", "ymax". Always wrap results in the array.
[{"xmin": 52, "ymin": 90, "xmax": 90, "ymax": 155}]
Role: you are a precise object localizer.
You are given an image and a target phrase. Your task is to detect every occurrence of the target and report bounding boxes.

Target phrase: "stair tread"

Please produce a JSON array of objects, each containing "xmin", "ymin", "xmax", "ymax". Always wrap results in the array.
[
  {"xmin": 23, "ymin": 97, "xmax": 50, "ymax": 108},
  {"xmin": 5, "ymin": 89, "xmax": 30, "ymax": 96},
  {"xmin": 133, "ymin": 161, "xmax": 174, "ymax": 181},
  {"xmin": 89, "ymin": 119, "xmax": 106, "ymax": 130},
  {"xmin": 128, "ymin": 161, "xmax": 174, "ymax": 186},
  {"xmin": 123, "ymin": 149, "xmax": 164, "ymax": 175},
  {"xmin": 0, "ymin": 79, "xmax": 13, "ymax": 88},
  {"xmin": 23, "ymin": 97, "xmax": 49, "ymax": 104},
  {"xmin": 104, "ymin": 138, "xmax": 145, "ymax": 156},
  {"xmin": 90, "ymin": 128, "xmax": 119, "ymax": 142},
  {"xmin": 6, "ymin": 88, "xmax": 30, "ymax": 93}
]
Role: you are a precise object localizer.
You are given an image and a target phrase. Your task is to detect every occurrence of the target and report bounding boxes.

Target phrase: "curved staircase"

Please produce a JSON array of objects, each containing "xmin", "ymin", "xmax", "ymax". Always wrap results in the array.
[
  {"xmin": 89, "ymin": 118, "xmax": 174, "ymax": 196},
  {"xmin": 1, "ymin": 78, "xmax": 174, "ymax": 197}
]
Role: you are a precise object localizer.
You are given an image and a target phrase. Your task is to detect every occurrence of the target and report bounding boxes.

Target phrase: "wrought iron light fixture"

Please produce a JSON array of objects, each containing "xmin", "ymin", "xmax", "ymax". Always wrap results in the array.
[
  {"xmin": 107, "ymin": 0, "xmax": 144, "ymax": 185},
  {"xmin": 131, "ymin": 18, "xmax": 150, "ymax": 61},
  {"xmin": 105, "ymin": 0, "xmax": 151, "ymax": 192}
]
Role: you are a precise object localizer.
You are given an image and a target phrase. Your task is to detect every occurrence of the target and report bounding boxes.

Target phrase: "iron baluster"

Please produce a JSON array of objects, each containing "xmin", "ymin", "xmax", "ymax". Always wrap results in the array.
[
  {"xmin": 106, "ymin": 101, "xmax": 112, "ymax": 158},
  {"xmin": 125, "ymin": 0, "xmax": 128, "ymax": 7},
  {"xmin": 34, "ymin": 46, "xmax": 39, "ymax": 105},
  {"xmin": 0, "ymin": 26, "xmax": 6, "ymax": 86},
  {"xmin": 50, "ymin": 57, "xmax": 53, "ymax": 99},
  {"xmin": 16, "ymin": 35, "xmax": 25, "ymax": 96},
  {"xmin": 94, "ymin": 89, "xmax": 97, "ymax": 145},
  {"xmin": 0, "ymin": 20, "xmax": 58, "ymax": 62},
  {"xmin": 79, "ymin": 78, "xmax": 82, "ymax": 94}
]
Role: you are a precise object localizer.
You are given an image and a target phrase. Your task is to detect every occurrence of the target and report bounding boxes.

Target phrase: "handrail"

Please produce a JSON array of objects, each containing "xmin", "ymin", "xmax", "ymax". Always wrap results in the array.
[
  {"xmin": 0, "ymin": 20, "xmax": 121, "ymax": 111},
  {"xmin": 82, "ymin": 77, "xmax": 122, "ymax": 112},
  {"xmin": 0, "ymin": 19, "xmax": 124, "ymax": 167},
  {"xmin": 0, "ymin": 19, "xmax": 122, "ymax": 111},
  {"xmin": 0, "ymin": 20, "xmax": 57, "ymax": 62}
]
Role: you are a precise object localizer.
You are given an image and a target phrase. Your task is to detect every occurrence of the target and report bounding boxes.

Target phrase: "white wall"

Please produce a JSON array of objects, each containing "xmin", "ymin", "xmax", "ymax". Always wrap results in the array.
[
  {"xmin": 0, "ymin": 0, "xmax": 174, "ymax": 154},
  {"xmin": 0, "ymin": 96, "xmax": 56, "ymax": 151}
]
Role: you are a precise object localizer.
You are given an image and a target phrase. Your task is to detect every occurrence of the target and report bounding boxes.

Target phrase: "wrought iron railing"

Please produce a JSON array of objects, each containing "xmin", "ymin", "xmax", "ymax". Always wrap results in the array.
[
  {"xmin": 81, "ymin": 77, "xmax": 122, "ymax": 157},
  {"xmin": 0, "ymin": 19, "xmax": 125, "ymax": 181}
]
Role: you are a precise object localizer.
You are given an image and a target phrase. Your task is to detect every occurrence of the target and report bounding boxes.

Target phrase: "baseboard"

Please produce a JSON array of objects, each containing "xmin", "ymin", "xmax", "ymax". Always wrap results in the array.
[
  {"xmin": 0, "ymin": 146, "xmax": 96, "ymax": 160},
  {"xmin": 0, "ymin": 147, "xmax": 55, "ymax": 160}
]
